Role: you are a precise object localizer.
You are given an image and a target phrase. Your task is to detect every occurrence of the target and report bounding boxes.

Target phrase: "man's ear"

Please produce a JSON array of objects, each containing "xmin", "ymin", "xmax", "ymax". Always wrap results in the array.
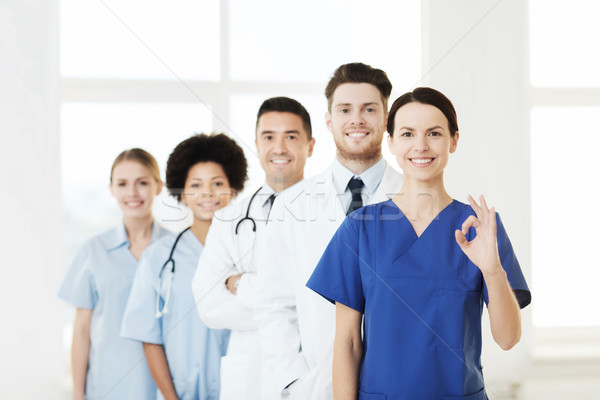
[
  {"xmin": 325, "ymin": 112, "xmax": 333, "ymax": 133},
  {"xmin": 307, "ymin": 137, "xmax": 316, "ymax": 157},
  {"xmin": 387, "ymin": 134, "xmax": 395, "ymax": 156}
]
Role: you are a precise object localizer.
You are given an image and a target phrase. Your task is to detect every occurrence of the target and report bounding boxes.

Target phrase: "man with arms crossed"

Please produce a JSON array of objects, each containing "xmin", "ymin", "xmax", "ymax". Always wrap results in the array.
[
  {"xmin": 192, "ymin": 97, "xmax": 315, "ymax": 400},
  {"xmin": 255, "ymin": 63, "xmax": 403, "ymax": 400}
]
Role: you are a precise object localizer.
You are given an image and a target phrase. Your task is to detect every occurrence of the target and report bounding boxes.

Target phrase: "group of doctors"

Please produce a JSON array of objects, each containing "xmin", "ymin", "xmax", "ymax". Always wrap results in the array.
[{"xmin": 59, "ymin": 62, "xmax": 531, "ymax": 400}]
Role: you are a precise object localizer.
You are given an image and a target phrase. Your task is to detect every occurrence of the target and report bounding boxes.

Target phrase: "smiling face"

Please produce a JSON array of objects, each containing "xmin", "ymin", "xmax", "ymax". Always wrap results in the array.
[
  {"xmin": 326, "ymin": 83, "xmax": 387, "ymax": 165},
  {"xmin": 110, "ymin": 160, "xmax": 162, "ymax": 220},
  {"xmin": 181, "ymin": 161, "xmax": 233, "ymax": 221},
  {"xmin": 388, "ymin": 102, "xmax": 459, "ymax": 186},
  {"xmin": 255, "ymin": 111, "xmax": 315, "ymax": 191}
]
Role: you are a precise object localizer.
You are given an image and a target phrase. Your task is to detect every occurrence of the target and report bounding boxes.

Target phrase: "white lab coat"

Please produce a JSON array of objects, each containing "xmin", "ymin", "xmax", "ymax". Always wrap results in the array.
[
  {"xmin": 254, "ymin": 162, "xmax": 403, "ymax": 400},
  {"xmin": 192, "ymin": 186, "xmax": 278, "ymax": 400}
]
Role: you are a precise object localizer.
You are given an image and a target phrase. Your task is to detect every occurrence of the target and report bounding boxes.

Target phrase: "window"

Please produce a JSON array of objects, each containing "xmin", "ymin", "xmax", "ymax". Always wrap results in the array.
[
  {"xmin": 529, "ymin": 0, "xmax": 600, "ymax": 328},
  {"xmin": 60, "ymin": 0, "xmax": 421, "ymax": 247}
]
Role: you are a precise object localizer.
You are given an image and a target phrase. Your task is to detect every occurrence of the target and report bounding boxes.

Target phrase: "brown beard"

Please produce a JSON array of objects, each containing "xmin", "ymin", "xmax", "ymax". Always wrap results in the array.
[{"xmin": 334, "ymin": 136, "xmax": 382, "ymax": 164}]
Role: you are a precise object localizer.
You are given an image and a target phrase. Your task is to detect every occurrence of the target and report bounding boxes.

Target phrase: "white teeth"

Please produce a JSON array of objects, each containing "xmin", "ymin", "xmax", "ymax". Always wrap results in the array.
[
  {"xmin": 412, "ymin": 158, "xmax": 433, "ymax": 164},
  {"xmin": 347, "ymin": 132, "xmax": 367, "ymax": 137},
  {"xmin": 127, "ymin": 201, "xmax": 142, "ymax": 207},
  {"xmin": 271, "ymin": 160, "xmax": 289, "ymax": 164}
]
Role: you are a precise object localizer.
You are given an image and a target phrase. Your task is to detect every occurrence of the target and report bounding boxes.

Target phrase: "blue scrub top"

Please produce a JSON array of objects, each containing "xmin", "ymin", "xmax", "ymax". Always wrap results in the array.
[
  {"xmin": 307, "ymin": 200, "xmax": 530, "ymax": 400},
  {"xmin": 58, "ymin": 221, "xmax": 168, "ymax": 400},
  {"xmin": 121, "ymin": 229, "xmax": 230, "ymax": 400}
]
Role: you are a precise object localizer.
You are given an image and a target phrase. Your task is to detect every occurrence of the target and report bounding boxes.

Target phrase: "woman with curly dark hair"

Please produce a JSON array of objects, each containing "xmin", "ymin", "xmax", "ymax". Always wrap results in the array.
[{"xmin": 121, "ymin": 133, "xmax": 248, "ymax": 400}]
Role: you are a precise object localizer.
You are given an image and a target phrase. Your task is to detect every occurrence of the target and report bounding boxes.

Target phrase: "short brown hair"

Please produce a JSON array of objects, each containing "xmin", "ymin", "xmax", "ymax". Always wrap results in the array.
[
  {"xmin": 325, "ymin": 62, "xmax": 392, "ymax": 111},
  {"xmin": 110, "ymin": 148, "xmax": 161, "ymax": 183}
]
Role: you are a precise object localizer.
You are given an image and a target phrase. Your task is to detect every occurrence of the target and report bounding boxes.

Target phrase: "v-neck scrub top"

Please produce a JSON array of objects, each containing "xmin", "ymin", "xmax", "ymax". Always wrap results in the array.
[
  {"xmin": 121, "ymin": 229, "xmax": 230, "ymax": 400},
  {"xmin": 58, "ymin": 222, "xmax": 168, "ymax": 400},
  {"xmin": 307, "ymin": 200, "xmax": 530, "ymax": 400}
]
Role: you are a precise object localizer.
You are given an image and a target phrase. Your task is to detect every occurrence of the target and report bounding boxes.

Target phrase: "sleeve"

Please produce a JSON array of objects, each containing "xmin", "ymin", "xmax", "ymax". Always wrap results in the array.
[
  {"xmin": 192, "ymin": 213, "xmax": 257, "ymax": 331},
  {"xmin": 254, "ymin": 199, "xmax": 310, "ymax": 393},
  {"xmin": 120, "ymin": 246, "xmax": 163, "ymax": 344},
  {"xmin": 306, "ymin": 217, "xmax": 365, "ymax": 313},
  {"xmin": 235, "ymin": 271, "xmax": 258, "ymax": 309},
  {"xmin": 57, "ymin": 243, "xmax": 98, "ymax": 309},
  {"xmin": 483, "ymin": 212, "xmax": 531, "ymax": 309}
]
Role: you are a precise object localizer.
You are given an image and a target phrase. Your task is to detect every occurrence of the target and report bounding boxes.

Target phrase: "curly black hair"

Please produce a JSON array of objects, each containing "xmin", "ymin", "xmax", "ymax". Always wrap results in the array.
[{"xmin": 166, "ymin": 133, "xmax": 248, "ymax": 201}]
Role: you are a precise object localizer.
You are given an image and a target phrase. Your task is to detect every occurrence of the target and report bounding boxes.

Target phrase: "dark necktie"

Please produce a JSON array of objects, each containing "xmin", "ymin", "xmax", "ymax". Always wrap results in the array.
[
  {"xmin": 266, "ymin": 194, "xmax": 276, "ymax": 221},
  {"xmin": 346, "ymin": 177, "xmax": 364, "ymax": 215}
]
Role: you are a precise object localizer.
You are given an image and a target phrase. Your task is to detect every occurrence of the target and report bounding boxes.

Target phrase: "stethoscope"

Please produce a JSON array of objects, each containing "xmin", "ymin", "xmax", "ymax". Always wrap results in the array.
[
  {"xmin": 155, "ymin": 227, "xmax": 190, "ymax": 318},
  {"xmin": 234, "ymin": 186, "xmax": 263, "ymax": 235}
]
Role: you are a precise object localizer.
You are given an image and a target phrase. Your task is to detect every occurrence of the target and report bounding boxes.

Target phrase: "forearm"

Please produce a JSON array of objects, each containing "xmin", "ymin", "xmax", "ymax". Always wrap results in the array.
[
  {"xmin": 194, "ymin": 253, "xmax": 256, "ymax": 329},
  {"xmin": 332, "ymin": 302, "xmax": 363, "ymax": 400},
  {"xmin": 71, "ymin": 329, "xmax": 90, "ymax": 400},
  {"xmin": 333, "ymin": 336, "xmax": 362, "ymax": 400},
  {"xmin": 143, "ymin": 343, "xmax": 178, "ymax": 400},
  {"xmin": 484, "ymin": 268, "xmax": 522, "ymax": 350},
  {"xmin": 195, "ymin": 286, "xmax": 257, "ymax": 330}
]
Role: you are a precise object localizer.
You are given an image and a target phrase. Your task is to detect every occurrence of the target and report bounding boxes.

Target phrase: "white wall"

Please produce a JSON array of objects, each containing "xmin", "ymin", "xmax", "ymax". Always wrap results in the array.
[
  {"xmin": 0, "ymin": 0, "xmax": 66, "ymax": 398},
  {"xmin": 422, "ymin": 0, "xmax": 532, "ymax": 396},
  {"xmin": 0, "ymin": 0, "xmax": 536, "ymax": 398}
]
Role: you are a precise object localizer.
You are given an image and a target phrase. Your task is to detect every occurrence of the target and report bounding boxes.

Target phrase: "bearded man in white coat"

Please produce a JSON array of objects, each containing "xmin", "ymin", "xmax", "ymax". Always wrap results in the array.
[
  {"xmin": 191, "ymin": 97, "xmax": 315, "ymax": 400},
  {"xmin": 254, "ymin": 63, "xmax": 403, "ymax": 400}
]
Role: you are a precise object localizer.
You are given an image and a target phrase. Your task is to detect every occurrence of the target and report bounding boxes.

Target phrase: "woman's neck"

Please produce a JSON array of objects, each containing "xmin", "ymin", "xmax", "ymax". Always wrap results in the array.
[
  {"xmin": 190, "ymin": 219, "xmax": 211, "ymax": 245},
  {"xmin": 123, "ymin": 215, "xmax": 154, "ymax": 240},
  {"xmin": 393, "ymin": 176, "xmax": 452, "ymax": 222},
  {"xmin": 123, "ymin": 215, "xmax": 154, "ymax": 260}
]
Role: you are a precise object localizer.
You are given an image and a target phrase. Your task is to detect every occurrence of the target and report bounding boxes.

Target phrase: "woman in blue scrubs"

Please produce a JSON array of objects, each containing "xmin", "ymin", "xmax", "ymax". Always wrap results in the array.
[
  {"xmin": 121, "ymin": 133, "xmax": 248, "ymax": 400},
  {"xmin": 58, "ymin": 148, "xmax": 168, "ymax": 400},
  {"xmin": 307, "ymin": 88, "xmax": 531, "ymax": 400}
]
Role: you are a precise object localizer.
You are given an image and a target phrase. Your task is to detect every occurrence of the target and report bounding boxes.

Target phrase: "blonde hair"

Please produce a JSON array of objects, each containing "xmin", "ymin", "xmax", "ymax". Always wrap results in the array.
[{"xmin": 110, "ymin": 148, "xmax": 161, "ymax": 183}]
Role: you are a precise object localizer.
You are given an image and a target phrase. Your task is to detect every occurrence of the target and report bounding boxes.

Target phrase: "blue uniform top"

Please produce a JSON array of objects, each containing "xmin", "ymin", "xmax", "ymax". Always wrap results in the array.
[
  {"xmin": 120, "ymin": 229, "xmax": 230, "ymax": 400},
  {"xmin": 58, "ymin": 221, "xmax": 168, "ymax": 400},
  {"xmin": 307, "ymin": 200, "xmax": 530, "ymax": 400}
]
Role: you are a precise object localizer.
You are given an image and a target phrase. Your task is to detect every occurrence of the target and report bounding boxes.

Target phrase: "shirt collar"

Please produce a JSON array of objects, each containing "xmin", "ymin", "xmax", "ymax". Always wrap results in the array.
[
  {"xmin": 332, "ymin": 156, "xmax": 387, "ymax": 195},
  {"xmin": 107, "ymin": 220, "xmax": 161, "ymax": 251},
  {"xmin": 260, "ymin": 183, "xmax": 276, "ymax": 205}
]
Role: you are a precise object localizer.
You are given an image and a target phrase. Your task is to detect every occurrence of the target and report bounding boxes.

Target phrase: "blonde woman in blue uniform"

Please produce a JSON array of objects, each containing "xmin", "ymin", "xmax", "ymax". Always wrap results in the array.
[
  {"xmin": 121, "ymin": 133, "xmax": 248, "ymax": 400},
  {"xmin": 58, "ymin": 148, "xmax": 168, "ymax": 400},
  {"xmin": 307, "ymin": 88, "xmax": 531, "ymax": 400}
]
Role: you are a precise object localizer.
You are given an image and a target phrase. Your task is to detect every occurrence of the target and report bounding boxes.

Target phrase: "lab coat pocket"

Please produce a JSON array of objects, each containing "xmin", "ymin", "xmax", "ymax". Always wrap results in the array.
[
  {"xmin": 219, "ymin": 353, "xmax": 249, "ymax": 400},
  {"xmin": 435, "ymin": 290, "xmax": 482, "ymax": 349},
  {"xmin": 443, "ymin": 387, "xmax": 487, "ymax": 400},
  {"xmin": 358, "ymin": 390, "xmax": 387, "ymax": 400}
]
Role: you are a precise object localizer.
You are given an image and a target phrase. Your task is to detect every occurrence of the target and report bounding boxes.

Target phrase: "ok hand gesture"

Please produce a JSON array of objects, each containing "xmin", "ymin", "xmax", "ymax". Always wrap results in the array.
[{"xmin": 455, "ymin": 195, "xmax": 503, "ymax": 276}]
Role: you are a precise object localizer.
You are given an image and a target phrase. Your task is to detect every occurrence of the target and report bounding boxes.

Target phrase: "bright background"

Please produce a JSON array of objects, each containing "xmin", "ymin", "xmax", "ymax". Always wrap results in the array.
[{"xmin": 1, "ymin": 0, "xmax": 599, "ymax": 398}]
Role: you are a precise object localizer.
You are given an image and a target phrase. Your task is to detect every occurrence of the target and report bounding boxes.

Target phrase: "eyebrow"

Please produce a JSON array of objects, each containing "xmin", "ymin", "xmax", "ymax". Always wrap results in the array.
[
  {"xmin": 335, "ymin": 102, "xmax": 380, "ymax": 108},
  {"xmin": 398, "ymin": 125, "xmax": 446, "ymax": 131},
  {"xmin": 260, "ymin": 130, "xmax": 301, "ymax": 135},
  {"xmin": 427, "ymin": 125, "xmax": 445, "ymax": 131},
  {"xmin": 189, "ymin": 176, "xmax": 227, "ymax": 183},
  {"xmin": 116, "ymin": 176, "xmax": 151, "ymax": 181}
]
